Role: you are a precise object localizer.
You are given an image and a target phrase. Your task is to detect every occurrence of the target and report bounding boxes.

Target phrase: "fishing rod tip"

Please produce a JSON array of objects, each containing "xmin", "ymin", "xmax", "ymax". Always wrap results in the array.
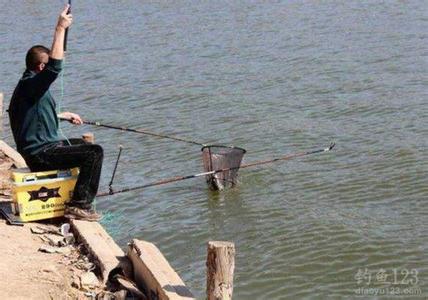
[{"xmin": 119, "ymin": 144, "xmax": 123, "ymax": 149}]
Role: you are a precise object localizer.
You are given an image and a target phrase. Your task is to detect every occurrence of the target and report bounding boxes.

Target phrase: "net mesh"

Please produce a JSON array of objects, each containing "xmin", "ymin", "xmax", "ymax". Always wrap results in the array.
[{"xmin": 201, "ymin": 145, "xmax": 246, "ymax": 190}]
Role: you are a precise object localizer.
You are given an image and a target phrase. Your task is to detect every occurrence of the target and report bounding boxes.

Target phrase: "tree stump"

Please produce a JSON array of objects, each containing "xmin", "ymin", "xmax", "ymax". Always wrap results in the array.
[
  {"xmin": 206, "ymin": 241, "xmax": 235, "ymax": 300},
  {"xmin": 0, "ymin": 93, "xmax": 3, "ymax": 138}
]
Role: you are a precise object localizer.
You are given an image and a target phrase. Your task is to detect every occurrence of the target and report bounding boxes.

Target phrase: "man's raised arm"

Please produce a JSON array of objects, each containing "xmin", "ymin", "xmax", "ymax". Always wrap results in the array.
[
  {"xmin": 26, "ymin": 5, "xmax": 73, "ymax": 99},
  {"xmin": 50, "ymin": 4, "xmax": 73, "ymax": 59}
]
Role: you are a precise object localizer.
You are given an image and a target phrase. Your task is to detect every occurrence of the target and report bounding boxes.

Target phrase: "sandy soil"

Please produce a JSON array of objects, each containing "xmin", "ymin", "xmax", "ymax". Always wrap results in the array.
[
  {"xmin": 0, "ymin": 219, "xmax": 79, "ymax": 300},
  {"xmin": 0, "ymin": 150, "xmax": 87, "ymax": 299}
]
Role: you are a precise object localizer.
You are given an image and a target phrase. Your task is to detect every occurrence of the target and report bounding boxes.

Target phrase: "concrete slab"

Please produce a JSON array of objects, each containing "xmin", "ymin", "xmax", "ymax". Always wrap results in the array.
[
  {"xmin": 0, "ymin": 140, "xmax": 27, "ymax": 168},
  {"xmin": 71, "ymin": 219, "xmax": 130, "ymax": 283},
  {"xmin": 128, "ymin": 239, "xmax": 195, "ymax": 300}
]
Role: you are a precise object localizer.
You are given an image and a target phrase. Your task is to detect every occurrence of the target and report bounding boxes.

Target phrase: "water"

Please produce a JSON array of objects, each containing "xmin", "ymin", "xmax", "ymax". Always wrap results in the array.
[{"xmin": 1, "ymin": 1, "xmax": 427, "ymax": 298}]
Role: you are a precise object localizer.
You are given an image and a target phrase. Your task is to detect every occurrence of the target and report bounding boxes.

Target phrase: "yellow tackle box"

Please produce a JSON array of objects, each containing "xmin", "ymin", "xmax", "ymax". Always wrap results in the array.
[{"xmin": 11, "ymin": 168, "xmax": 79, "ymax": 222}]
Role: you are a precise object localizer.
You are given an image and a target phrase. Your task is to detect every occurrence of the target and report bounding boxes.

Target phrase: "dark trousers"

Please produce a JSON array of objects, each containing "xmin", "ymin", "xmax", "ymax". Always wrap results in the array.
[{"xmin": 24, "ymin": 139, "xmax": 103, "ymax": 208}]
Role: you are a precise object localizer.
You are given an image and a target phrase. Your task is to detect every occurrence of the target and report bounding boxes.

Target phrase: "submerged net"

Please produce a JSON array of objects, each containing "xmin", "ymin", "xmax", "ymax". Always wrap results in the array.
[{"xmin": 201, "ymin": 145, "xmax": 246, "ymax": 190}]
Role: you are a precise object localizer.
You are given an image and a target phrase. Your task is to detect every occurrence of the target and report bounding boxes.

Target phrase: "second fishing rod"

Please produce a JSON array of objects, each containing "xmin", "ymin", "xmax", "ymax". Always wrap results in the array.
[{"xmin": 97, "ymin": 143, "xmax": 335, "ymax": 197}]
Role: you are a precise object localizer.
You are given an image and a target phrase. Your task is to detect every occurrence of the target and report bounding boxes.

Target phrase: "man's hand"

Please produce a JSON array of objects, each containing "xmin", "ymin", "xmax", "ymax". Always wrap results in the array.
[
  {"xmin": 57, "ymin": 4, "xmax": 73, "ymax": 30},
  {"xmin": 58, "ymin": 112, "xmax": 83, "ymax": 125}
]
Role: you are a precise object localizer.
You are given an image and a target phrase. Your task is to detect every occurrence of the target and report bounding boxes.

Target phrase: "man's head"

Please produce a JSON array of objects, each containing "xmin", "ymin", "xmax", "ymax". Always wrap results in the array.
[{"xmin": 25, "ymin": 45, "xmax": 50, "ymax": 73}]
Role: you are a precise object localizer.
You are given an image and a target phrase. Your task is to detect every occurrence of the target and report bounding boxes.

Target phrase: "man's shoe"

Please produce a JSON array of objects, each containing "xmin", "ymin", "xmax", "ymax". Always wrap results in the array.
[{"xmin": 64, "ymin": 206, "xmax": 101, "ymax": 222}]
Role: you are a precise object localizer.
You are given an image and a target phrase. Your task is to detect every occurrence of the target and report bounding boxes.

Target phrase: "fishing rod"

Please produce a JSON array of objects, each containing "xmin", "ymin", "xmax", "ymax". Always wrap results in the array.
[
  {"xmin": 59, "ymin": 117, "xmax": 204, "ymax": 146},
  {"xmin": 64, "ymin": 0, "xmax": 71, "ymax": 51},
  {"xmin": 96, "ymin": 142, "xmax": 335, "ymax": 197}
]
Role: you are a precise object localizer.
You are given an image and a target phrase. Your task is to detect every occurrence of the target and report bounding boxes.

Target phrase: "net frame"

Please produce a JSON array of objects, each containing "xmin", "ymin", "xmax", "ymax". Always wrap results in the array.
[{"xmin": 201, "ymin": 144, "xmax": 247, "ymax": 190}]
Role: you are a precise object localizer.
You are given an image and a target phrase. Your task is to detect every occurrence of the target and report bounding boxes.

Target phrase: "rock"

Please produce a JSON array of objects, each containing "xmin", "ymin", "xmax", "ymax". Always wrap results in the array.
[
  {"xmin": 84, "ymin": 291, "xmax": 97, "ymax": 298},
  {"xmin": 39, "ymin": 245, "xmax": 57, "ymax": 254},
  {"xmin": 31, "ymin": 224, "xmax": 61, "ymax": 235},
  {"xmin": 113, "ymin": 290, "xmax": 128, "ymax": 300},
  {"xmin": 38, "ymin": 235, "xmax": 50, "ymax": 243},
  {"xmin": 71, "ymin": 275, "xmax": 81, "ymax": 289},
  {"xmin": 0, "ymin": 190, "xmax": 11, "ymax": 196},
  {"xmin": 96, "ymin": 291, "xmax": 115, "ymax": 300},
  {"xmin": 61, "ymin": 223, "xmax": 71, "ymax": 236},
  {"xmin": 31, "ymin": 227, "xmax": 47, "ymax": 234},
  {"xmin": 44, "ymin": 233, "xmax": 66, "ymax": 246},
  {"xmin": 64, "ymin": 234, "xmax": 75, "ymax": 245},
  {"xmin": 80, "ymin": 272, "xmax": 99, "ymax": 291},
  {"xmin": 56, "ymin": 246, "xmax": 72, "ymax": 255},
  {"xmin": 39, "ymin": 244, "xmax": 72, "ymax": 255},
  {"xmin": 82, "ymin": 262, "xmax": 95, "ymax": 272}
]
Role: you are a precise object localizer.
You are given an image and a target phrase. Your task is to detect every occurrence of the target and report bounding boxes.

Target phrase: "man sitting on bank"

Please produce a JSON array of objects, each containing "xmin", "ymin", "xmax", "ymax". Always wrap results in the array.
[{"xmin": 8, "ymin": 5, "xmax": 102, "ymax": 222}]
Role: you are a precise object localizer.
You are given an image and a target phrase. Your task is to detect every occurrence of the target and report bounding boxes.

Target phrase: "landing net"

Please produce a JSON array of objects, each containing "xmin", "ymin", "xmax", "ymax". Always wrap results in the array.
[{"xmin": 201, "ymin": 145, "xmax": 246, "ymax": 190}]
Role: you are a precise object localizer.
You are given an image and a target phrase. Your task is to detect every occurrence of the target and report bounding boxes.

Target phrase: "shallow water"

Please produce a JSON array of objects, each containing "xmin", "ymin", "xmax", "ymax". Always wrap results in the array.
[{"xmin": 1, "ymin": 1, "xmax": 427, "ymax": 298}]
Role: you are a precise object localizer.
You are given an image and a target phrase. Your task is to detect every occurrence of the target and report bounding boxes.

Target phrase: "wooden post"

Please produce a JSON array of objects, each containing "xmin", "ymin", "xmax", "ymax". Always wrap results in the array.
[
  {"xmin": 206, "ymin": 241, "xmax": 235, "ymax": 300},
  {"xmin": 82, "ymin": 132, "xmax": 94, "ymax": 144},
  {"xmin": 0, "ymin": 93, "xmax": 3, "ymax": 139}
]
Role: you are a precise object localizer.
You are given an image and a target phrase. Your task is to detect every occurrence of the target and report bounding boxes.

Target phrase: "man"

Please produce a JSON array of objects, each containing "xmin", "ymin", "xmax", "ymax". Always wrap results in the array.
[{"xmin": 8, "ymin": 5, "xmax": 102, "ymax": 221}]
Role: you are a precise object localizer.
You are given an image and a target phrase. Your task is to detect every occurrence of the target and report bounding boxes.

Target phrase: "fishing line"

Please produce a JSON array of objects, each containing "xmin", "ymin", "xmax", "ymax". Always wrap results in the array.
[
  {"xmin": 58, "ymin": 60, "xmax": 71, "ymax": 146},
  {"xmin": 57, "ymin": 0, "xmax": 72, "ymax": 146}
]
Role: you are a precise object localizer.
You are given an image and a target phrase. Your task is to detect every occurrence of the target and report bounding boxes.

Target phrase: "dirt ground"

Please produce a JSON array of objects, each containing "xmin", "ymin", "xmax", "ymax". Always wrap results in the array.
[
  {"xmin": 0, "ymin": 148, "xmax": 96, "ymax": 299},
  {"xmin": 0, "ymin": 219, "xmax": 80, "ymax": 299}
]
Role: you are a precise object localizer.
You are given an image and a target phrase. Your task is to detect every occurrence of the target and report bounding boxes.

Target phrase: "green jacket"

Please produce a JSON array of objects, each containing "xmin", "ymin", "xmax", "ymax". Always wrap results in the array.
[{"xmin": 9, "ymin": 58, "xmax": 63, "ymax": 156}]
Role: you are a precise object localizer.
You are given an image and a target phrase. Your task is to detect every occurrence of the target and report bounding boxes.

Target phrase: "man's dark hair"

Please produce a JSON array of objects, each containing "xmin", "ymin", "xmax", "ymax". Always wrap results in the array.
[{"xmin": 25, "ymin": 45, "xmax": 50, "ymax": 70}]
